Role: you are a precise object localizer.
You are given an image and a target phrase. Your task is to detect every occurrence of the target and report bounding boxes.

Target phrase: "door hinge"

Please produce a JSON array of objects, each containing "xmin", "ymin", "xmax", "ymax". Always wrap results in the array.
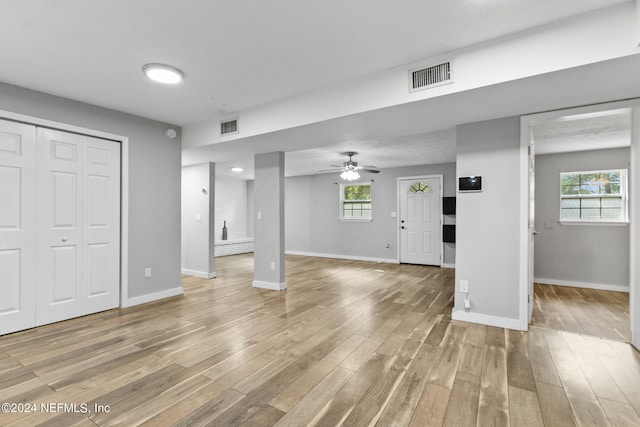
[{"xmin": 528, "ymin": 294, "xmax": 531, "ymax": 303}]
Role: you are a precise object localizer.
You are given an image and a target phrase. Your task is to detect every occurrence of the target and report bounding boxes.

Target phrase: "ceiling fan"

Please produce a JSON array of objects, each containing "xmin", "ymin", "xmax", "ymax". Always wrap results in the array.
[{"xmin": 320, "ymin": 151, "xmax": 380, "ymax": 181}]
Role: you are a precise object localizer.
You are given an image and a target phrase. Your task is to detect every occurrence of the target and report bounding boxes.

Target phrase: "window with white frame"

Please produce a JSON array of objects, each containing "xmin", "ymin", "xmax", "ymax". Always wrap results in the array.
[
  {"xmin": 340, "ymin": 183, "xmax": 371, "ymax": 220},
  {"xmin": 559, "ymin": 169, "xmax": 628, "ymax": 223}
]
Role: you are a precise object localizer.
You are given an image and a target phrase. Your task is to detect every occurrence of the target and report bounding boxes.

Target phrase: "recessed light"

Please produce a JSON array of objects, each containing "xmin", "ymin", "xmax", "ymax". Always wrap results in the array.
[
  {"xmin": 231, "ymin": 167, "xmax": 243, "ymax": 172},
  {"xmin": 142, "ymin": 63, "xmax": 184, "ymax": 84}
]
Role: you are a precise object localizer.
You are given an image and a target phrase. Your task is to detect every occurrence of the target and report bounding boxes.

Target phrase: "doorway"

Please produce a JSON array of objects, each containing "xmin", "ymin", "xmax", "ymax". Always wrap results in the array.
[
  {"xmin": 521, "ymin": 101, "xmax": 636, "ymax": 343},
  {"xmin": 398, "ymin": 175, "xmax": 443, "ymax": 266}
]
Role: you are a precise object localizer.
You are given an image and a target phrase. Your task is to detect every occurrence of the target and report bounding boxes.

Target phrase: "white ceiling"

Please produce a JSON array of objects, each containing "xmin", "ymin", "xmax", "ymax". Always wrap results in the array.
[
  {"xmin": 0, "ymin": 0, "xmax": 632, "ymax": 179},
  {"xmin": 532, "ymin": 109, "xmax": 631, "ymax": 155}
]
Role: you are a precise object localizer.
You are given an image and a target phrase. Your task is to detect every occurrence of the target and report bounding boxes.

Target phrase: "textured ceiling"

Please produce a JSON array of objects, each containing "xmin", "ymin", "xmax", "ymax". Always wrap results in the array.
[
  {"xmin": 0, "ymin": 0, "xmax": 627, "ymax": 125},
  {"xmin": 1, "ymin": 1, "xmax": 632, "ymax": 180}
]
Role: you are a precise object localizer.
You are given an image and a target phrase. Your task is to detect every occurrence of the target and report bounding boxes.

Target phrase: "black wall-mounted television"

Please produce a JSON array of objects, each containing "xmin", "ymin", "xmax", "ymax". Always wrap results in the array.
[
  {"xmin": 443, "ymin": 225, "xmax": 456, "ymax": 243},
  {"xmin": 458, "ymin": 176, "xmax": 482, "ymax": 192},
  {"xmin": 442, "ymin": 197, "xmax": 456, "ymax": 215}
]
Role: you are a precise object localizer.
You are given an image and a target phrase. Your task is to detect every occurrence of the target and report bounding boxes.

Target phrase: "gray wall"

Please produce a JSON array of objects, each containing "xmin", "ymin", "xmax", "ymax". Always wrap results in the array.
[
  {"xmin": 253, "ymin": 152, "xmax": 285, "ymax": 287},
  {"xmin": 455, "ymin": 117, "xmax": 522, "ymax": 322},
  {"xmin": 534, "ymin": 148, "xmax": 630, "ymax": 289},
  {"xmin": 283, "ymin": 163, "xmax": 457, "ymax": 263},
  {"xmin": 182, "ymin": 163, "xmax": 216, "ymax": 277},
  {"xmin": 0, "ymin": 82, "xmax": 182, "ymax": 299}
]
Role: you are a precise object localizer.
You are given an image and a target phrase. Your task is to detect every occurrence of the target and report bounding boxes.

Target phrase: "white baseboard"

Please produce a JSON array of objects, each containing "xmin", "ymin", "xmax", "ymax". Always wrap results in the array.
[
  {"xmin": 534, "ymin": 277, "xmax": 629, "ymax": 293},
  {"xmin": 285, "ymin": 250, "xmax": 399, "ymax": 264},
  {"xmin": 122, "ymin": 286, "xmax": 184, "ymax": 308},
  {"xmin": 452, "ymin": 309, "xmax": 524, "ymax": 331},
  {"xmin": 181, "ymin": 268, "xmax": 216, "ymax": 279},
  {"xmin": 443, "ymin": 263, "xmax": 456, "ymax": 269},
  {"xmin": 253, "ymin": 280, "xmax": 287, "ymax": 291}
]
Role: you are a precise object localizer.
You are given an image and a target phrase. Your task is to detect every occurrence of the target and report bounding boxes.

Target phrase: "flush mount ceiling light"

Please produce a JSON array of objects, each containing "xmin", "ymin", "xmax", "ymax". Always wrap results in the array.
[
  {"xmin": 142, "ymin": 63, "xmax": 184, "ymax": 84},
  {"xmin": 231, "ymin": 167, "xmax": 244, "ymax": 172}
]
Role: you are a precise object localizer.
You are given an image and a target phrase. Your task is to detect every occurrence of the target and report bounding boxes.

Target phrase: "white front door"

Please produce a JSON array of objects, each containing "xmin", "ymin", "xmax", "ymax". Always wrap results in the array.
[
  {"xmin": 0, "ymin": 120, "xmax": 37, "ymax": 335},
  {"xmin": 36, "ymin": 128, "xmax": 120, "ymax": 326},
  {"xmin": 399, "ymin": 176, "xmax": 442, "ymax": 265}
]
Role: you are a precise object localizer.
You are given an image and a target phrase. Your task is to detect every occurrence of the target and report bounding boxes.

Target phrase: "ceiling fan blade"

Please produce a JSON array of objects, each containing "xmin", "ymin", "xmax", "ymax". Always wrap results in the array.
[
  {"xmin": 361, "ymin": 165, "xmax": 378, "ymax": 169},
  {"xmin": 318, "ymin": 168, "xmax": 343, "ymax": 172},
  {"xmin": 360, "ymin": 168, "xmax": 380, "ymax": 173},
  {"xmin": 329, "ymin": 164, "xmax": 342, "ymax": 168}
]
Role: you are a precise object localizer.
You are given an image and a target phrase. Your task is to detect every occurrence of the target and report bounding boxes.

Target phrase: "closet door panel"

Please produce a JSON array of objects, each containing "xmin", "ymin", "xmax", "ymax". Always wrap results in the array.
[
  {"xmin": 0, "ymin": 120, "xmax": 36, "ymax": 335},
  {"xmin": 36, "ymin": 128, "xmax": 84, "ymax": 324}
]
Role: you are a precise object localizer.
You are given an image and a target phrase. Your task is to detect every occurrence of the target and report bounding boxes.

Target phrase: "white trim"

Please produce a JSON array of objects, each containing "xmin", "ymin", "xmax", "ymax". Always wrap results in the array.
[
  {"xmin": 452, "ymin": 309, "xmax": 523, "ymax": 330},
  {"xmin": 535, "ymin": 277, "xmax": 629, "ymax": 293},
  {"xmin": 285, "ymin": 250, "xmax": 399, "ymax": 265},
  {"xmin": 396, "ymin": 174, "xmax": 444, "ymax": 267},
  {"xmin": 443, "ymin": 263, "xmax": 456, "ymax": 269},
  {"xmin": 253, "ymin": 280, "xmax": 287, "ymax": 291},
  {"xmin": 519, "ymin": 116, "xmax": 531, "ymax": 331},
  {"xmin": 215, "ymin": 237, "xmax": 254, "ymax": 246},
  {"xmin": 559, "ymin": 221, "xmax": 629, "ymax": 226},
  {"xmin": 0, "ymin": 108, "xmax": 130, "ymax": 311},
  {"xmin": 121, "ymin": 287, "xmax": 184, "ymax": 308},
  {"xmin": 181, "ymin": 269, "xmax": 217, "ymax": 279}
]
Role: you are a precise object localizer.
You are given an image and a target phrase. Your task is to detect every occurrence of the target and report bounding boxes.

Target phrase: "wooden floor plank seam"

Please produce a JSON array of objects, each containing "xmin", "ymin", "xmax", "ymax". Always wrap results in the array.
[{"xmin": 0, "ymin": 254, "xmax": 637, "ymax": 426}]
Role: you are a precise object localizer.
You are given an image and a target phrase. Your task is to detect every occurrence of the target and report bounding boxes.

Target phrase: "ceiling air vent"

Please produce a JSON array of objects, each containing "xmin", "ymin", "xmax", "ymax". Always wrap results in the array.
[
  {"xmin": 410, "ymin": 61, "xmax": 452, "ymax": 92},
  {"xmin": 220, "ymin": 119, "xmax": 238, "ymax": 135}
]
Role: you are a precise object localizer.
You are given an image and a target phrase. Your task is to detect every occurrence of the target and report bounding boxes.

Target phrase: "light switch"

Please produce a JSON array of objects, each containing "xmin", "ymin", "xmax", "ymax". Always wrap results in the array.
[
  {"xmin": 195, "ymin": 213, "xmax": 202, "ymax": 222},
  {"xmin": 257, "ymin": 211, "xmax": 263, "ymax": 220},
  {"xmin": 391, "ymin": 211, "xmax": 397, "ymax": 218}
]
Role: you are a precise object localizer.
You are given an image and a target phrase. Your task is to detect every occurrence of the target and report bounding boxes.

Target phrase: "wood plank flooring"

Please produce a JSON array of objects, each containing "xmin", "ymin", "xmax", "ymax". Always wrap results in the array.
[
  {"xmin": 1, "ymin": 254, "xmax": 639, "ymax": 426},
  {"xmin": 532, "ymin": 283, "xmax": 631, "ymax": 342}
]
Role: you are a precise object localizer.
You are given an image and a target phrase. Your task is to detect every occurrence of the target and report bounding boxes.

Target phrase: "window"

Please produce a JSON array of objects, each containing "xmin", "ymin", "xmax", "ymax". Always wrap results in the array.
[
  {"xmin": 560, "ymin": 169, "xmax": 628, "ymax": 223},
  {"xmin": 340, "ymin": 183, "xmax": 371, "ymax": 220}
]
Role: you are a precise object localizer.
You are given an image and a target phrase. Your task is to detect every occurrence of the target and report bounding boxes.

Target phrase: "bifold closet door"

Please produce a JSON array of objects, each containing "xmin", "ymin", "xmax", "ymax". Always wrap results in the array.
[
  {"xmin": 36, "ymin": 128, "xmax": 120, "ymax": 326},
  {"xmin": 0, "ymin": 120, "xmax": 37, "ymax": 335}
]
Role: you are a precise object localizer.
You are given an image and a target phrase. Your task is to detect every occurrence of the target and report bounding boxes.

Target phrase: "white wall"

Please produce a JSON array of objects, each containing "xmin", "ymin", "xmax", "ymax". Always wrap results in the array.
[
  {"xmin": 283, "ymin": 163, "xmax": 457, "ymax": 264},
  {"xmin": 215, "ymin": 174, "xmax": 248, "ymax": 241},
  {"xmin": 534, "ymin": 148, "xmax": 630, "ymax": 291},
  {"xmin": 0, "ymin": 82, "xmax": 182, "ymax": 300},
  {"xmin": 454, "ymin": 117, "xmax": 522, "ymax": 329}
]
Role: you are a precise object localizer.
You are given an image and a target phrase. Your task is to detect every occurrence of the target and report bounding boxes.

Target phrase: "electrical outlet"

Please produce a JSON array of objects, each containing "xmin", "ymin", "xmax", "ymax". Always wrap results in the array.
[
  {"xmin": 145, "ymin": 267, "xmax": 152, "ymax": 278},
  {"xmin": 460, "ymin": 280, "xmax": 469, "ymax": 293},
  {"xmin": 385, "ymin": 243, "xmax": 390, "ymax": 249},
  {"xmin": 270, "ymin": 262, "xmax": 276, "ymax": 271}
]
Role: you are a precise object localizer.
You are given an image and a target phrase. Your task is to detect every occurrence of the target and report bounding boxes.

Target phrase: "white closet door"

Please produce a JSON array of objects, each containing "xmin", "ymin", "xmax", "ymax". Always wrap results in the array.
[
  {"xmin": 0, "ymin": 120, "xmax": 37, "ymax": 335},
  {"xmin": 36, "ymin": 128, "xmax": 120, "ymax": 326}
]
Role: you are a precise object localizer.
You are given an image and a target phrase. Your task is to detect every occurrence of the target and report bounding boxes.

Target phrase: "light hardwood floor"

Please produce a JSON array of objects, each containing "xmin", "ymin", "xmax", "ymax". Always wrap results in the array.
[
  {"xmin": 1, "ymin": 254, "xmax": 639, "ymax": 426},
  {"xmin": 532, "ymin": 283, "xmax": 631, "ymax": 342}
]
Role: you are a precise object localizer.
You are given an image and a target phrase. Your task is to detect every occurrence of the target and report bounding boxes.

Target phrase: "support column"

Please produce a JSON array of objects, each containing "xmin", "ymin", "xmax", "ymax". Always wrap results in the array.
[
  {"xmin": 631, "ymin": 107, "xmax": 640, "ymax": 349},
  {"xmin": 253, "ymin": 152, "xmax": 286, "ymax": 290},
  {"xmin": 181, "ymin": 162, "xmax": 216, "ymax": 279}
]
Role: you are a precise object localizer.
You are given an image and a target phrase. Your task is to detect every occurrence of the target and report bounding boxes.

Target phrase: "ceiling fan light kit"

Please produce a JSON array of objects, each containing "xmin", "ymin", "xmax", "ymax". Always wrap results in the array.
[
  {"xmin": 340, "ymin": 169, "xmax": 360, "ymax": 181},
  {"xmin": 320, "ymin": 151, "xmax": 380, "ymax": 180}
]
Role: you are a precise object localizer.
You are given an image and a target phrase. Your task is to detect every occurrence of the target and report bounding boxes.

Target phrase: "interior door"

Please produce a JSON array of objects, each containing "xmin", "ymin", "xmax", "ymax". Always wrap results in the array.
[
  {"xmin": 528, "ymin": 134, "xmax": 536, "ymax": 322},
  {"xmin": 36, "ymin": 128, "xmax": 120, "ymax": 326},
  {"xmin": 399, "ymin": 177, "xmax": 442, "ymax": 265},
  {"xmin": 0, "ymin": 120, "xmax": 37, "ymax": 335}
]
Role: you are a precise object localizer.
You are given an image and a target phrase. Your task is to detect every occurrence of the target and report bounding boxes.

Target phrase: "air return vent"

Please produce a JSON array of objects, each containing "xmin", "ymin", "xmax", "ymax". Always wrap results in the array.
[
  {"xmin": 220, "ymin": 119, "xmax": 238, "ymax": 135},
  {"xmin": 410, "ymin": 61, "xmax": 452, "ymax": 92}
]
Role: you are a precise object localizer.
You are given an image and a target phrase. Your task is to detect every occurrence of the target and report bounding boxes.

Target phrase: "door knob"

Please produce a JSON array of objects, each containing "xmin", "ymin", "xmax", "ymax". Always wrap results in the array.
[
  {"xmin": 401, "ymin": 226, "xmax": 405, "ymax": 229},
  {"xmin": 62, "ymin": 237, "xmax": 68, "ymax": 242},
  {"xmin": 533, "ymin": 230, "xmax": 540, "ymax": 236}
]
